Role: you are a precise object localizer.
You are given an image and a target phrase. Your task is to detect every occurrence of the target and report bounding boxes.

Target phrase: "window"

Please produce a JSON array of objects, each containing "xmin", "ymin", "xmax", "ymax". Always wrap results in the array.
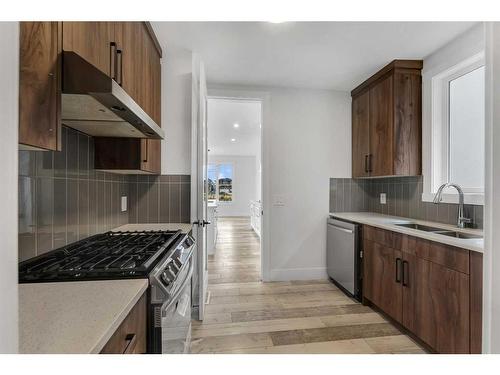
[
  {"xmin": 208, "ymin": 164, "xmax": 233, "ymax": 202},
  {"xmin": 423, "ymin": 52, "xmax": 485, "ymax": 205},
  {"xmin": 448, "ymin": 66, "xmax": 485, "ymax": 192}
]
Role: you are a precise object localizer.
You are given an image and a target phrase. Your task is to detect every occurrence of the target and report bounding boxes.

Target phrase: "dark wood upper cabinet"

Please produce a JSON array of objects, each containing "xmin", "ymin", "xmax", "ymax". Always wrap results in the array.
[
  {"xmin": 351, "ymin": 60, "xmax": 422, "ymax": 178},
  {"xmin": 94, "ymin": 22, "xmax": 162, "ymax": 175},
  {"xmin": 369, "ymin": 74, "xmax": 393, "ymax": 177},
  {"xmin": 19, "ymin": 21, "xmax": 162, "ymax": 172},
  {"xmin": 62, "ymin": 22, "xmax": 115, "ymax": 77},
  {"xmin": 19, "ymin": 22, "xmax": 62, "ymax": 151},
  {"xmin": 351, "ymin": 91, "xmax": 370, "ymax": 178}
]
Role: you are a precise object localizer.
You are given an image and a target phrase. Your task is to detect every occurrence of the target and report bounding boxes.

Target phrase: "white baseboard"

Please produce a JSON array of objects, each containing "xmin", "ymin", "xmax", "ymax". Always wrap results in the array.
[{"xmin": 268, "ymin": 267, "xmax": 328, "ymax": 282}]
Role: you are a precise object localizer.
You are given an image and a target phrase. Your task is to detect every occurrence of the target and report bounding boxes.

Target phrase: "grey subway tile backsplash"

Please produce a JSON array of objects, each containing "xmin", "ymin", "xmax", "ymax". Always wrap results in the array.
[
  {"xmin": 329, "ymin": 175, "xmax": 483, "ymax": 229},
  {"xmin": 18, "ymin": 126, "xmax": 191, "ymax": 261},
  {"xmin": 128, "ymin": 175, "xmax": 190, "ymax": 225}
]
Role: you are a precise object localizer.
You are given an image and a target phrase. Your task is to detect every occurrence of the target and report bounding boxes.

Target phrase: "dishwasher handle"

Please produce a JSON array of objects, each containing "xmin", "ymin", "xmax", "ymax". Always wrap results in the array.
[{"xmin": 327, "ymin": 223, "xmax": 354, "ymax": 234}]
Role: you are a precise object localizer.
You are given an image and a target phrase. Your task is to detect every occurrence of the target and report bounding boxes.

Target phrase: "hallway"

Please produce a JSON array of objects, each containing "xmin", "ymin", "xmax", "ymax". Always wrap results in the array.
[{"xmin": 191, "ymin": 217, "xmax": 425, "ymax": 354}]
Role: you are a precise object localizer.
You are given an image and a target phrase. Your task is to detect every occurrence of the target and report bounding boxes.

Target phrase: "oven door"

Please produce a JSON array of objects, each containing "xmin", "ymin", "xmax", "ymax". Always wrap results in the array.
[{"xmin": 161, "ymin": 260, "xmax": 193, "ymax": 354}]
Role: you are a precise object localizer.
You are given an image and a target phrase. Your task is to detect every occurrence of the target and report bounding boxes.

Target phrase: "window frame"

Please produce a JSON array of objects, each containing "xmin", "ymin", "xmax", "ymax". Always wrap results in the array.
[{"xmin": 422, "ymin": 51, "xmax": 485, "ymax": 205}]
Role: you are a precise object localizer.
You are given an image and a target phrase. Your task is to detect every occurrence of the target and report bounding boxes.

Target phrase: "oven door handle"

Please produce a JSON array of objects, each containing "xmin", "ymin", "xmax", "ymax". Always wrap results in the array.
[{"xmin": 161, "ymin": 259, "xmax": 194, "ymax": 316}]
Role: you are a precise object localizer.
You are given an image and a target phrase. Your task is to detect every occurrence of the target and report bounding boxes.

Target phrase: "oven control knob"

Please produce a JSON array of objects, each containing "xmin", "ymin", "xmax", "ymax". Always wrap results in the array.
[
  {"xmin": 161, "ymin": 268, "xmax": 175, "ymax": 285},
  {"xmin": 171, "ymin": 262, "xmax": 180, "ymax": 272}
]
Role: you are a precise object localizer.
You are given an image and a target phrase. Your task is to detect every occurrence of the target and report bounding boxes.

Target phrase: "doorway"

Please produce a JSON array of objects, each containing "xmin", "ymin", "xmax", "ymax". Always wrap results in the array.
[{"xmin": 205, "ymin": 98, "xmax": 263, "ymax": 287}]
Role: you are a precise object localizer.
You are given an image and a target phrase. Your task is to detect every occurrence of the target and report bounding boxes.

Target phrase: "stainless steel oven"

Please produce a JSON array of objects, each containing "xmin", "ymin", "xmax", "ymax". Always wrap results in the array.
[{"xmin": 149, "ymin": 234, "xmax": 195, "ymax": 354}]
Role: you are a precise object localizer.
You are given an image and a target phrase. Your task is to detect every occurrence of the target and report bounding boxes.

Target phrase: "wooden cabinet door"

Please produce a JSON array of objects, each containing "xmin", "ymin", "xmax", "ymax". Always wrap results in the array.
[
  {"xmin": 352, "ymin": 91, "xmax": 370, "ymax": 177},
  {"xmin": 369, "ymin": 74, "xmax": 393, "ymax": 177},
  {"xmin": 140, "ymin": 139, "xmax": 161, "ymax": 174},
  {"xmin": 62, "ymin": 22, "xmax": 114, "ymax": 77},
  {"xmin": 138, "ymin": 24, "xmax": 162, "ymax": 174},
  {"xmin": 364, "ymin": 240, "xmax": 402, "ymax": 323},
  {"xmin": 115, "ymin": 22, "xmax": 143, "ymax": 103},
  {"xmin": 402, "ymin": 254, "xmax": 470, "ymax": 353},
  {"xmin": 19, "ymin": 22, "xmax": 62, "ymax": 151}
]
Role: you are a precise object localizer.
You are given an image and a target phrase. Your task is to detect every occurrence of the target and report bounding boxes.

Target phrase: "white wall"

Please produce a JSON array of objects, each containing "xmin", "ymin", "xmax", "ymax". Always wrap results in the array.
[
  {"xmin": 0, "ymin": 22, "xmax": 19, "ymax": 353},
  {"xmin": 484, "ymin": 21, "xmax": 500, "ymax": 354},
  {"xmin": 161, "ymin": 46, "xmax": 193, "ymax": 175},
  {"xmin": 209, "ymin": 84, "xmax": 351, "ymax": 281},
  {"xmin": 209, "ymin": 155, "xmax": 257, "ymax": 217}
]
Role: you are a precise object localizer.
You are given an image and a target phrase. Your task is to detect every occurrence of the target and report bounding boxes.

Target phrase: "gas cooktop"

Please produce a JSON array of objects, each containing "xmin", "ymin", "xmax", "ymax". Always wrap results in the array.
[{"xmin": 19, "ymin": 230, "xmax": 182, "ymax": 283}]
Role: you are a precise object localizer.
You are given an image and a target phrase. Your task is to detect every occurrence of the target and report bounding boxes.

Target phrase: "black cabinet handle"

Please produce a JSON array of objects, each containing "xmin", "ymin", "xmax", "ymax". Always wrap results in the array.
[
  {"xmin": 402, "ymin": 260, "xmax": 409, "ymax": 287},
  {"xmin": 364, "ymin": 155, "xmax": 369, "ymax": 174},
  {"xmin": 116, "ymin": 49, "xmax": 123, "ymax": 86},
  {"xmin": 142, "ymin": 140, "xmax": 148, "ymax": 163},
  {"xmin": 395, "ymin": 257, "xmax": 402, "ymax": 283},
  {"xmin": 110, "ymin": 42, "xmax": 117, "ymax": 80},
  {"xmin": 368, "ymin": 154, "xmax": 373, "ymax": 173}
]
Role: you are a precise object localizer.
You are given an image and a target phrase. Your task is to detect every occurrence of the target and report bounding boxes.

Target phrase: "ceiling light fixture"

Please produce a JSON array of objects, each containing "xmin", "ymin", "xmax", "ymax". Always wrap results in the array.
[
  {"xmin": 231, "ymin": 138, "xmax": 236, "ymax": 142},
  {"xmin": 233, "ymin": 123, "xmax": 239, "ymax": 128}
]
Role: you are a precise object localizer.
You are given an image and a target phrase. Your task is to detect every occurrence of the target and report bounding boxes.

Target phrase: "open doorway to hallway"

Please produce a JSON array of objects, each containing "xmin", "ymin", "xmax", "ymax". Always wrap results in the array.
[{"xmin": 205, "ymin": 98, "xmax": 262, "ymax": 286}]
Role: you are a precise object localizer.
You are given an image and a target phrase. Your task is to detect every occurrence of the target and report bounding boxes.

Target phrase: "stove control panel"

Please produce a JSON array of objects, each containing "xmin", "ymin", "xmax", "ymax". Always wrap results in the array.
[{"xmin": 150, "ymin": 234, "xmax": 196, "ymax": 303}]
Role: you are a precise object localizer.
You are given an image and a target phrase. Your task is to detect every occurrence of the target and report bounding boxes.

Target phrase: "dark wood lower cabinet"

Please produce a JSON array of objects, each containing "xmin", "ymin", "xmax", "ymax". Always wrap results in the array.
[
  {"xmin": 363, "ymin": 240, "xmax": 402, "ymax": 323},
  {"xmin": 100, "ymin": 292, "xmax": 147, "ymax": 354},
  {"xmin": 402, "ymin": 254, "xmax": 470, "ymax": 353},
  {"xmin": 363, "ymin": 225, "xmax": 482, "ymax": 354}
]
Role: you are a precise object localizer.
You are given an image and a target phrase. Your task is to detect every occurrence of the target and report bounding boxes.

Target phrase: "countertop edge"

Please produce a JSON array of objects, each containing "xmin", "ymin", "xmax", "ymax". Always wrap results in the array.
[
  {"xmin": 89, "ymin": 280, "xmax": 148, "ymax": 354},
  {"xmin": 330, "ymin": 212, "xmax": 484, "ymax": 253}
]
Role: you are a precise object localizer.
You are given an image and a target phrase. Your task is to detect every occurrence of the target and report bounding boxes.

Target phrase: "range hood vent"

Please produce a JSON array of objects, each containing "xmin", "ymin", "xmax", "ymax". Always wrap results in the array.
[{"xmin": 61, "ymin": 51, "xmax": 164, "ymax": 139}]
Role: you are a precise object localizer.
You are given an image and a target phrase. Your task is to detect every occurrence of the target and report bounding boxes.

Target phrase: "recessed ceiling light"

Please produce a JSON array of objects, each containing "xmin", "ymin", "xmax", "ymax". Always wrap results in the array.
[
  {"xmin": 231, "ymin": 138, "xmax": 236, "ymax": 142},
  {"xmin": 233, "ymin": 123, "xmax": 239, "ymax": 128}
]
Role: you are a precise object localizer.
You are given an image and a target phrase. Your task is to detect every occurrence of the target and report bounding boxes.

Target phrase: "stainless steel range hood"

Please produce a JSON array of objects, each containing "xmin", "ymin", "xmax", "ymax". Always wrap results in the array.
[{"xmin": 61, "ymin": 51, "xmax": 164, "ymax": 139}]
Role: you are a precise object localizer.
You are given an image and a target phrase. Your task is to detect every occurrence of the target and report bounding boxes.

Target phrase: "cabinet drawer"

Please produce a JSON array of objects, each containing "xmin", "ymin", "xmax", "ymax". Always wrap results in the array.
[
  {"xmin": 363, "ymin": 226, "xmax": 395, "ymax": 248},
  {"xmin": 401, "ymin": 236, "xmax": 469, "ymax": 274},
  {"xmin": 100, "ymin": 292, "xmax": 147, "ymax": 354}
]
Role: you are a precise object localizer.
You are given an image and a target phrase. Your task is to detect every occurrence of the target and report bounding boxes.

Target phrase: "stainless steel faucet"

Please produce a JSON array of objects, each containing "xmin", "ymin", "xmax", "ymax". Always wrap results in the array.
[{"xmin": 433, "ymin": 183, "xmax": 472, "ymax": 228}]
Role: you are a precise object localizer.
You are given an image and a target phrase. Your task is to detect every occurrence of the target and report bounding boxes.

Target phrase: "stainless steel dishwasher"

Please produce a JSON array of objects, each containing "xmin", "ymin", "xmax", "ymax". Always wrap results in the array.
[{"xmin": 326, "ymin": 217, "xmax": 362, "ymax": 301}]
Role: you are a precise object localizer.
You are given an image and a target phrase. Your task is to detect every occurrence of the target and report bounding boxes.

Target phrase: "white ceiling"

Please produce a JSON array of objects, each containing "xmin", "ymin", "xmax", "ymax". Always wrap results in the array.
[
  {"xmin": 152, "ymin": 21, "xmax": 477, "ymax": 90},
  {"xmin": 207, "ymin": 98, "xmax": 261, "ymax": 156}
]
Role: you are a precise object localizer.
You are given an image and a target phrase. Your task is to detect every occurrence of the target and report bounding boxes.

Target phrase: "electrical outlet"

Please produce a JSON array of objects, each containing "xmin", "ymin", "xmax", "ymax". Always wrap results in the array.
[
  {"xmin": 121, "ymin": 196, "xmax": 127, "ymax": 212},
  {"xmin": 380, "ymin": 193, "xmax": 387, "ymax": 205},
  {"xmin": 273, "ymin": 195, "xmax": 285, "ymax": 206}
]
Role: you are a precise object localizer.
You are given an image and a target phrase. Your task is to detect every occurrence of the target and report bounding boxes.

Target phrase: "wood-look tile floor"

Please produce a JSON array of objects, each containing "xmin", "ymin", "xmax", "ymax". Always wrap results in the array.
[{"xmin": 191, "ymin": 217, "xmax": 425, "ymax": 354}]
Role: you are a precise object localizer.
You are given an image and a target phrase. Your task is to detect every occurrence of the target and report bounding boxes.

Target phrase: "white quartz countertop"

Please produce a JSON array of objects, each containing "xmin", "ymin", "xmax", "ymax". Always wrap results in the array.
[
  {"xmin": 112, "ymin": 222, "xmax": 193, "ymax": 234},
  {"xmin": 330, "ymin": 212, "xmax": 484, "ymax": 253},
  {"xmin": 19, "ymin": 279, "xmax": 148, "ymax": 354}
]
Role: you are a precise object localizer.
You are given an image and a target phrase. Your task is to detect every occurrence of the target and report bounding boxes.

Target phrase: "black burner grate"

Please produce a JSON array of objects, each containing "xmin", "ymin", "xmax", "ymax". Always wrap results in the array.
[{"xmin": 19, "ymin": 230, "xmax": 182, "ymax": 282}]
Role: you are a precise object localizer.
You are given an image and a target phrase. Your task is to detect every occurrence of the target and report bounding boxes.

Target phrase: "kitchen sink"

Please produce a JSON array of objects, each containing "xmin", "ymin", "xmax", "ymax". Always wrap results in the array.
[
  {"xmin": 436, "ymin": 231, "xmax": 483, "ymax": 239},
  {"xmin": 395, "ymin": 222, "xmax": 483, "ymax": 239},
  {"xmin": 395, "ymin": 223, "xmax": 445, "ymax": 232}
]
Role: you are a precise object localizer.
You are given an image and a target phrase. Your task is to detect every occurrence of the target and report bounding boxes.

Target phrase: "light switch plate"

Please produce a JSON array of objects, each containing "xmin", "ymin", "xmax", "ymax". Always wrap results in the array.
[
  {"xmin": 121, "ymin": 196, "xmax": 127, "ymax": 212},
  {"xmin": 380, "ymin": 193, "xmax": 387, "ymax": 205}
]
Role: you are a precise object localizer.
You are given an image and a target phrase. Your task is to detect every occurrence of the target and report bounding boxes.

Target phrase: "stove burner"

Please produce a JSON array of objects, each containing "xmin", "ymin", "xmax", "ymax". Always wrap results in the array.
[{"xmin": 19, "ymin": 230, "xmax": 182, "ymax": 282}]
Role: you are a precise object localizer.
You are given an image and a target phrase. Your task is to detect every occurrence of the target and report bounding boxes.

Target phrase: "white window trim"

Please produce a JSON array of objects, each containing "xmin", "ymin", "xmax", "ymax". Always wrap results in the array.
[{"xmin": 422, "ymin": 51, "xmax": 485, "ymax": 206}]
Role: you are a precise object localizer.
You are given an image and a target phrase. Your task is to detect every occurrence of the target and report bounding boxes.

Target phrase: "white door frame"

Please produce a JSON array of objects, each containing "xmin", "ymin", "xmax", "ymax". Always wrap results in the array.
[
  {"xmin": 207, "ymin": 86, "xmax": 271, "ymax": 281},
  {"xmin": 483, "ymin": 21, "xmax": 500, "ymax": 353},
  {"xmin": 190, "ymin": 56, "xmax": 209, "ymax": 319}
]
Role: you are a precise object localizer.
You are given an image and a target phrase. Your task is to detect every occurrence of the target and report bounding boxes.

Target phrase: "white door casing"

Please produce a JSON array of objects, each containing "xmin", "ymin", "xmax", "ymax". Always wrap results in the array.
[{"xmin": 190, "ymin": 55, "xmax": 209, "ymax": 320}]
